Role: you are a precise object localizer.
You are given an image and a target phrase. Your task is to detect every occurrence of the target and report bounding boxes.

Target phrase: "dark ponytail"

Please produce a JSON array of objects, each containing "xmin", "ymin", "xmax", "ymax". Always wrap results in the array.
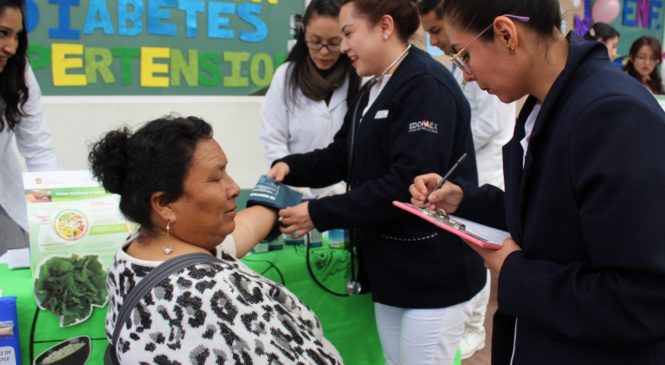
[
  {"xmin": 583, "ymin": 23, "xmax": 620, "ymax": 43},
  {"xmin": 441, "ymin": 0, "xmax": 562, "ymax": 41}
]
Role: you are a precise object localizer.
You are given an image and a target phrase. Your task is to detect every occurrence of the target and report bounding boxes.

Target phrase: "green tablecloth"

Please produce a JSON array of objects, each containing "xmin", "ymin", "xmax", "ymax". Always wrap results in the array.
[
  {"xmin": 1, "ymin": 245, "xmax": 386, "ymax": 365},
  {"xmin": 3, "ymin": 244, "xmax": 464, "ymax": 364}
]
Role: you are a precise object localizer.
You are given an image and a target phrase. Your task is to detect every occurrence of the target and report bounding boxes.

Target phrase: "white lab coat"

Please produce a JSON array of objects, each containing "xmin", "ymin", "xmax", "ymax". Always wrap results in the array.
[
  {"xmin": 260, "ymin": 62, "xmax": 349, "ymax": 198},
  {"xmin": 0, "ymin": 64, "xmax": 59, "ymax": 231},
  {"xmin": 453, "ymin": 67, "xmax": 515, "ymax": 190}
]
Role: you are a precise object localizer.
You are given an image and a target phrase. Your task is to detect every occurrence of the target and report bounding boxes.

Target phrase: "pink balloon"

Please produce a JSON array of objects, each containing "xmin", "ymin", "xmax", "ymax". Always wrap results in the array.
[{"xmin": 592, "ymin": 0, "xmax": 621, "ymax": 24}]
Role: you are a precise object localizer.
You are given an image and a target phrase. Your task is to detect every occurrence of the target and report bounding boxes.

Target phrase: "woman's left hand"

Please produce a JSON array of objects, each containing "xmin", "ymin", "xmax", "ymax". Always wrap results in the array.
[
  {"xmin": 467, "ymin": 237, "xmax": 521, "ymax": 275},
  {"xmin": 279, "ymin": 202, "xmax": 314, "ymax": 239}
]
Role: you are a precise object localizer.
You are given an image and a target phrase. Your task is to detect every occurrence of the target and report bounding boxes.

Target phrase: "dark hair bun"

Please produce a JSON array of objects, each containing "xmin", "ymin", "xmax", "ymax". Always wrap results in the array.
[{"xmin": 88, "ymin": 127, "xmax": 131, "ymax": 194}]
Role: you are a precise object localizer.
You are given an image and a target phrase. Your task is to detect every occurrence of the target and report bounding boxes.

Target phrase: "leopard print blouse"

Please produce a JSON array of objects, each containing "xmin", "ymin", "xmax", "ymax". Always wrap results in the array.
[{"xmin": 106, "ymin": 240, "xmax": 343, "ymax": 365}]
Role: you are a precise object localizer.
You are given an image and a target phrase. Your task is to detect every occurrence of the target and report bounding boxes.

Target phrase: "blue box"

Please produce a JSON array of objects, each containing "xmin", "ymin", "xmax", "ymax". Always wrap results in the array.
[{"xmin": 0, "ymin": 296, "xmax": 21, "ymax": 365}]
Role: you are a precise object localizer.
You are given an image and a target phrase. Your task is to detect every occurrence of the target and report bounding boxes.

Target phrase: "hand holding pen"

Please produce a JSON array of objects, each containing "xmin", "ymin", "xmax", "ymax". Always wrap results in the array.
[{"xmin": 422, "ymin": 153, "xmax": 467, "ymax": 206}]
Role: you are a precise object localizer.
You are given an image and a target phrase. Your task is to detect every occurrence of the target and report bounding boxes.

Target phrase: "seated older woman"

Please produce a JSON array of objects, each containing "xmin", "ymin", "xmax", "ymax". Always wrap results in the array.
[{"xmin": 90, "ymin": 116, "xmax": 342, "ymax": 364}]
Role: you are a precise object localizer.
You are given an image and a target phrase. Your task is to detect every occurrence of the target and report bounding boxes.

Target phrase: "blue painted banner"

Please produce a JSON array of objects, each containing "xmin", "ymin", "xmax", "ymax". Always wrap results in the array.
[
  {"xmin": 574, "ymin": 0, "xmax": 663, "ymax": 58},
  {"xmin": 25, "ymin": 0, "xmax": 304, "ymax": 95},
  {"xmin": 617, "ymin": 0, "xmax": 663, "ymax": 55}
]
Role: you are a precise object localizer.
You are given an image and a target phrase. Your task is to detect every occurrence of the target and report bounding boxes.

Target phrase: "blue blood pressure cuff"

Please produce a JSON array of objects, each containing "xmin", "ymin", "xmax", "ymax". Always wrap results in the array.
[{"xmin": 246, "ymin": 175, "xmax": 302, "ymax": 241}]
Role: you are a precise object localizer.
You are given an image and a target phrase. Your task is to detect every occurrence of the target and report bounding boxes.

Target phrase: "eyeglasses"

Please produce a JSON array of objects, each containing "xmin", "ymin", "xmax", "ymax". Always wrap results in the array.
[
  {"xmin": 635, "ymin": 54, "xmax": 661, "ymax": 64},
  {"xmin": 450, "ymin": 14, "xmax": 530, "ymax": 75},
  {"xmin": 306, "ymin": 40, "xmax": 342, "ymax": 52}
]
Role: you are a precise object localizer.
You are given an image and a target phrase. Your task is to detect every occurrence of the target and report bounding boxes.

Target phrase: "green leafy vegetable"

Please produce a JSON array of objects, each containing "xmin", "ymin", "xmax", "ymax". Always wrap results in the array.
[{"xmin": 34, "ymin": 255, "xmax": 108, "ymax": 327}]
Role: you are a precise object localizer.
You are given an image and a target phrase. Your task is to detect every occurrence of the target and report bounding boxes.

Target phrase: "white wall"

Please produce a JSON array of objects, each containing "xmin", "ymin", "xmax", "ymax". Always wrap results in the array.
[{"xmin": 42, "ymin": 96, "xmax": 268, "ymax": 188}]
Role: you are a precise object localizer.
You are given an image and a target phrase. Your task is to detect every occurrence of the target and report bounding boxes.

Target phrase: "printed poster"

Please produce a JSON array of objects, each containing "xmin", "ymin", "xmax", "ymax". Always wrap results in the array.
[{"xmin": 23, "ymin": 170, "xmax": 132, "ymax": 327}]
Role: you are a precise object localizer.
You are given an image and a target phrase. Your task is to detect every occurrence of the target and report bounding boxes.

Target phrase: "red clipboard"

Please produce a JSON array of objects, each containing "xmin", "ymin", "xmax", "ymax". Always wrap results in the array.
[{"xmin": 393, "ymin": 201, "xmax": 508, "ymax": 249}]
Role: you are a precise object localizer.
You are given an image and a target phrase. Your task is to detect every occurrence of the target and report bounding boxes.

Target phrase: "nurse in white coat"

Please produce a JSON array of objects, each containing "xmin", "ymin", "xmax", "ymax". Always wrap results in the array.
[
  {"xmin": 260, "ymin": 0, "xmax": 360, "ymax": 199},
  {"xmin": 0, "ymin": 1, "xmax": 59, "ymax": 255}
]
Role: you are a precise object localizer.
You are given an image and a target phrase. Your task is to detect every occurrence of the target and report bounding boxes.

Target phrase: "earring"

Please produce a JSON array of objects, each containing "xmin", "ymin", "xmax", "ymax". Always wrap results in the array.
[
  {"xmin": 509, "ymin": 46, "xmax": 516, "ymax": 54},
  {"xmin": 383, "ymin": 33, "xmax": 388, "ymax": 41},
  {"xmin": 164, "ymin": 221, "xmax": 173, "ymax": 254}
]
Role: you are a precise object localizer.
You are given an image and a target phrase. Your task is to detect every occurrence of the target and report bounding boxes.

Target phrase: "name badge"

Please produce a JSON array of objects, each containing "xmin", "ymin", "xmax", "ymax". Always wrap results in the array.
[{"xmin": 375, "ymin": 110, "xmax": 389, "ymax": 119}]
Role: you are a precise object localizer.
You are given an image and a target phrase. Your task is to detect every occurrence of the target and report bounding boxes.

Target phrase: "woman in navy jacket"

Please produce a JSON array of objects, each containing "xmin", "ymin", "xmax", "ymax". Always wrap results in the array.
[
  {"xmin": 268, "ymin": 1, "xmax": 485, "ymax": 363},
  {"xmin": 410, "ymin": 0, "xmax": 665, "ymax": 364}
]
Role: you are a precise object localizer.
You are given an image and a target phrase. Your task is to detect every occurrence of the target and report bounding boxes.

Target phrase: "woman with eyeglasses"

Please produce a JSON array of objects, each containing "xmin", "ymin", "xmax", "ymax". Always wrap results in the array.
[
  {"xmin": 624, "ymin": 36, "xmax": 663, "ymax": 95},
  {"xmin": 0, "ymin": 0, "xmax": 59, "ymax": 255},
  {"xmin": 260, "ymin": 0, "xmax": 360, "ymax": 199},
  {"xmin": 268, "ymin": 0, "xmax": 485, "ymax": 363},
  {"xmin": 409, "ymin": 0, "xmax": 665, "ymax": 364},
  {"xmin": 418, "ymin": 0, "xmax": 517, "ymax": 359}
]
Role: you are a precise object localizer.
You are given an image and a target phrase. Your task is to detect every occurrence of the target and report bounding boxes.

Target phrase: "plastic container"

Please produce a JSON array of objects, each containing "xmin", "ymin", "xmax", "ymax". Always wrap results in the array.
[
  {"xmin": 282, "ymin": 233, "xmax": 304, "ymax": 246},
  {"xmin": 306, "ymin": 229, "xmax": 323, "ymax": 248},
  {"xmin": 252, "ymin": 241, "xmax": 270, "ymax": 254},
  {"xmin": 268, "ymin": 236, "xmax": 284, "ymax": 251},
  {"xmin": 324, "ymin": 229, "xmax": 348, "ymax": 249}
]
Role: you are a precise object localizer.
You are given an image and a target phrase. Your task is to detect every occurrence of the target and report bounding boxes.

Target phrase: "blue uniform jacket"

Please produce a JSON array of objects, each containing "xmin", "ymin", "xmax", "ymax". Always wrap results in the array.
[
  {"xmin": 279, "ymin": 47, "xmax": 486, "ymax": 308},
  {"xmin": 458, "ymin": 33, "xmax": 665, "ymax": 364}
]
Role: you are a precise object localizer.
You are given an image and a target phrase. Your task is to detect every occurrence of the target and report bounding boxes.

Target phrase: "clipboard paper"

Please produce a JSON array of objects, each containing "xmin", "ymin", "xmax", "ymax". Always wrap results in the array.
[{"xmin": 392, "ymin": 201, "xmax": 508, "ymax": 250}]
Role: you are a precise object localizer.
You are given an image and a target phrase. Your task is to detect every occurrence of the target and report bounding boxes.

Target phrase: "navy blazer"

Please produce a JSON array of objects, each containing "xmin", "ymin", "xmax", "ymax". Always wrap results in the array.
[
  {"xmin": 459, "ymin": 33, "xmax": 665, "ymax": 364},
  {"xmin": 279, "ymin": 47, "xmax": 486, "ymax": 308}
]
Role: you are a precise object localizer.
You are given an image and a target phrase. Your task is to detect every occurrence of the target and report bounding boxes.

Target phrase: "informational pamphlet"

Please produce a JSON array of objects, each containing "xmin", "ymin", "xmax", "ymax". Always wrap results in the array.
[{"xmin": 23, "ymin": 170, "xmax": 133, "ymax": 327}]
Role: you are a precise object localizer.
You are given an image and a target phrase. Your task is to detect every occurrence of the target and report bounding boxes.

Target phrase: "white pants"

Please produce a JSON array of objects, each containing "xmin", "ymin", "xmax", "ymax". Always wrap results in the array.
[
  {"xmin": 465, "ymin": 270, "xmax": 491, "ymax": 334},
  {"xmin": 375, "ymin": 300, "xmax": 473, "ymax": 365}
]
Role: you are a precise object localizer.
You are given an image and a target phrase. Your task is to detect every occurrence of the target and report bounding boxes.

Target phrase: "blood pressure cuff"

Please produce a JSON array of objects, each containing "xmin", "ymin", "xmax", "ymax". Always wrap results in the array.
[{"xmin": 246, "ymin": 175, "xmax": 303, "ymax": 241}]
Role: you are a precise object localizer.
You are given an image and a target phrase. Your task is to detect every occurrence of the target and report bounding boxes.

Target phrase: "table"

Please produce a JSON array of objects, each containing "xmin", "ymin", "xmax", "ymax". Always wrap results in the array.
[{"xmin": 1, "ymin": 244, "xmax": 387, "ymax": 365}]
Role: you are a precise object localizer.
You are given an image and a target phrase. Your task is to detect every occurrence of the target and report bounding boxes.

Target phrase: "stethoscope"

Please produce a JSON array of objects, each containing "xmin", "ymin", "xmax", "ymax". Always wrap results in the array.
[
  {"xmin": 301, "ymin": 68, "xmax": 380, "ymax": 297},
  {"xmin": 344, "ymin": 44, "xmax": 413, "ymax": 296}
]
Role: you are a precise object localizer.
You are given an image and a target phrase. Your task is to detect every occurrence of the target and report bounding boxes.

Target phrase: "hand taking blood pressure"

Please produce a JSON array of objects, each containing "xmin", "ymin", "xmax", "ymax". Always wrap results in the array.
[
  {"xmin": 267, "ymin": 162, "xmax": 290, "ymax": 182},
  {"xmin": 278, "ymin": 201, "xmax": 313, "ymax": 239},
  {"xmin": 266, "ymin": 162, "xmax": 312, "ymax": 238}
]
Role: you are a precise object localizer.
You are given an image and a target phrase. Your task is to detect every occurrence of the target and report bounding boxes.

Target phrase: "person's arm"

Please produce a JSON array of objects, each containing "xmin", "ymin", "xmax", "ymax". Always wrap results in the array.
[
  {"xmin": 230, "ymin": 205, "xmax": 278, "ymax": 257},
  {"xmin": 219, "ymin": 175, "xmax": 302, "ymax": 256},
  {"xmin": 14, "ymin": 64, "xmax": 59, "ymax": 171},
  {"xmin": 499, "ymin": 97, "xmax": 665, "ymax": 343},
  {"xmin": 260, "ymin": 64, "xmax": 292, "ymax": 165},
  {"xmin": 409, "ymin": 167, "xmax": 508, "ymax": 230},
  {"xmin": 305, "ymin": 75, "xmax": 478, "ymax": 231}
]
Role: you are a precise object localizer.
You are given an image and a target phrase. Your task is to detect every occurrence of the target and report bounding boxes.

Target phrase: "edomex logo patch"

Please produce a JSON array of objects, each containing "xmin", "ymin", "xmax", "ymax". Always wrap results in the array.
[{"xmin": 408, "ymin": 120, "xmax": 439, "ymax": 134}]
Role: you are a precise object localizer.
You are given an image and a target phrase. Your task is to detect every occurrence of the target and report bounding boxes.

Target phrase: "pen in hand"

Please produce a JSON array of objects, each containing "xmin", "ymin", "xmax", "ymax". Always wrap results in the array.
[{"xmin": 423, "ymin": 153, "xmax": 468, "ymax": 206}]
